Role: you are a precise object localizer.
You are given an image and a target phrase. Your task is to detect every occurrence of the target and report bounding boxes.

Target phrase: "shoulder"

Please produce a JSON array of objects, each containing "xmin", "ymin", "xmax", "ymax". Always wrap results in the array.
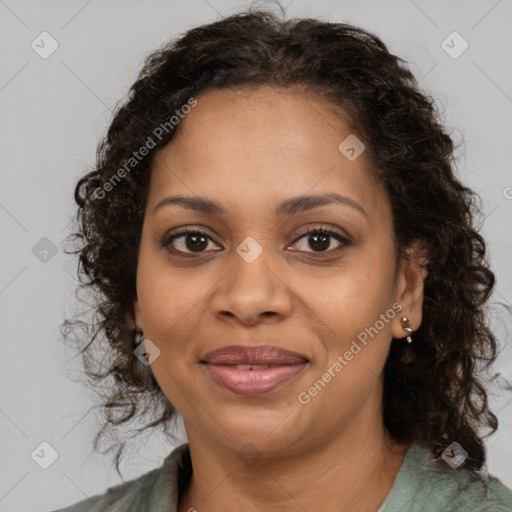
[
  {"xmin": 379, "ymin": 443, "xmax": 512, "ymax": 512},
  {"xmin": 49, "ymin": 442, "xmax": 190, "ymax": 512},
  {"xmin": 428, "ymin": 465, "xmax": 512, "ymax": 511},
  {"xmin": 50, "ymin": 467, "xmax": 161, "ymax": 512}
]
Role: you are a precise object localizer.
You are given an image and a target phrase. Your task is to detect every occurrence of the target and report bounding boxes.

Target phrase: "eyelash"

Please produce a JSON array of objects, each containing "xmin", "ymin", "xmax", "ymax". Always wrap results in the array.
[{"xmin": 160, "ymin": 225, "xmax": 351, "ymax": 258}]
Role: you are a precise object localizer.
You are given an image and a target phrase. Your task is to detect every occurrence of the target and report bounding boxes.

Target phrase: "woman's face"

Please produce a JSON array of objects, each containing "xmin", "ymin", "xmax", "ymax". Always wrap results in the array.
[{"xmin": 133, "ymin": 86, "xmax": 425, "ymax": 457}]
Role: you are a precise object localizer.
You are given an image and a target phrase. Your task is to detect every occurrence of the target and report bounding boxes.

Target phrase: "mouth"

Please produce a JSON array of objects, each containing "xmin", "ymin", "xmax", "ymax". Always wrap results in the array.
[{"xmin": 200, "ymin": 345, "xmax": 309, "ymax": 396}]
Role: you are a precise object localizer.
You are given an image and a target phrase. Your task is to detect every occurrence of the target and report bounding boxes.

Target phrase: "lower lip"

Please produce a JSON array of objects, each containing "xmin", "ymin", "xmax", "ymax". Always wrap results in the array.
[{"xmin": 202, "ymin": 363, "xmax": 308, "ymax": 396}]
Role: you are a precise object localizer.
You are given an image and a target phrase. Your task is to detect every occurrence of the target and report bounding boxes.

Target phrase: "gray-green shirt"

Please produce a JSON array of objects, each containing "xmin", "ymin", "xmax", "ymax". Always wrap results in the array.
[{"xmin": 51, "ymin": 442, "xmax": 512, "ymax": 511}]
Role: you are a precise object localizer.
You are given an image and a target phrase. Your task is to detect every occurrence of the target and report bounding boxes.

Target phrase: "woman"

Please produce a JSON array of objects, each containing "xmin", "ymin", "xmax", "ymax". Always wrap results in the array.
[{"xmin": 55, "ymin": 7, "xmax": 512, "ymax": 512}]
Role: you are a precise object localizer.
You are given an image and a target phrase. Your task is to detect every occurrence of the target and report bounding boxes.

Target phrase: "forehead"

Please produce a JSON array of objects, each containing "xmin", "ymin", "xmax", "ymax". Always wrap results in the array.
[
  {"xmin": 149, "ymin": 86, "xmax": 389, "ymax": 221},
  {"xmin": 160, "ymin": 86, "xmax": 358, "ymax": 157}
]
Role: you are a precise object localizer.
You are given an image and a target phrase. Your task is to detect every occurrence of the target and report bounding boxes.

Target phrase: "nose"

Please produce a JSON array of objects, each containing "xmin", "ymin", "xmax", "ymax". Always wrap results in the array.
[{"xmin": 210, "ymin": 250, "xmax": 293, "ymax": 326}]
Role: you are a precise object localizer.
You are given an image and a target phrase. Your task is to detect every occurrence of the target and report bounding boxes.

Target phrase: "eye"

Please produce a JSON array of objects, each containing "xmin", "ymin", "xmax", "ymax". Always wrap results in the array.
[
  {"xmin": 289, "ymin": 226, "xmax": 351, "ymax": 256},
  {"xmin": 160, "ymin": 229, "xmax": 221, "ymax": 255},
  {"xmin": 160, "ymin": 225, "xmax": 351, "ymax": 257}
]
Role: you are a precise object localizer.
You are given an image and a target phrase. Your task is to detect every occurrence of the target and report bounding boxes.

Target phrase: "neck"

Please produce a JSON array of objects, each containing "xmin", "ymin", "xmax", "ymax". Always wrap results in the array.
[{"xmin": 178, "ymin": 412, "xmax": 411, "ymax": 512}]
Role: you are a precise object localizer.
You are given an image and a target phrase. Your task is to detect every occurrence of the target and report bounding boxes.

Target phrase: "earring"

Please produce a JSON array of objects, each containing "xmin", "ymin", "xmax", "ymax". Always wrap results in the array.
[
  {"xmin": 401, "ymin": 316, "xmax": 413, "ymax": 343},
  {"xmin": 134, "ymin": 328, "xmax": 144, "ymax": 345}
]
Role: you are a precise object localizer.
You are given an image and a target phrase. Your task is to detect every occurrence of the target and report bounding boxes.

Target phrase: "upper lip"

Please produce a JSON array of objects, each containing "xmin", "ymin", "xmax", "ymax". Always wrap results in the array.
[{"xmin": 201, "ymin": 345, "xmax": 309, "ymax": 365}]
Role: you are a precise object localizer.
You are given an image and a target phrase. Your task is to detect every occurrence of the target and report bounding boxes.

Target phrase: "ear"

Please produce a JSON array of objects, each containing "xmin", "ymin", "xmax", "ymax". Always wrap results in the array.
[
  {"xmin": 392, "ymin": 239, "xmax": 428, "ymax": 340},
  {"xmin": 133, "ymin": 299, "xmax": 143, "ymax": 331}
]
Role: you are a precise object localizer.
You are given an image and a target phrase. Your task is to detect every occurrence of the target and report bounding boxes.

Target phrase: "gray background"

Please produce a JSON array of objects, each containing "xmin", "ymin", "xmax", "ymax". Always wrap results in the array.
[{"xmin": 0, "ymin": 0, "xmax": 511, "ymax": 510}]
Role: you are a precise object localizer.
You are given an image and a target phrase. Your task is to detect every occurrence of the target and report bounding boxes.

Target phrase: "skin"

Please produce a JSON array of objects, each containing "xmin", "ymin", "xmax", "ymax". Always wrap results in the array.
[{"xmin": 133, "ymin": 86, "xmax": 428, "ymax": 512}]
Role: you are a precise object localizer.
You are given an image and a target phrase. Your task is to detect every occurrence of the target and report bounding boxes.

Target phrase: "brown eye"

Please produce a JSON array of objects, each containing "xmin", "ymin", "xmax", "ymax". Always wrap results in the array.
[
  {"xmin": 161, "ymin": 229, "xmax": 220, "ymax": 254},
  {"xmin": 160, "ymin": 226, "xmax": 351, "ymax": 258},
  {"xmin": 290, "ymin": 228, "xmax": 351, "ymax": 255}
]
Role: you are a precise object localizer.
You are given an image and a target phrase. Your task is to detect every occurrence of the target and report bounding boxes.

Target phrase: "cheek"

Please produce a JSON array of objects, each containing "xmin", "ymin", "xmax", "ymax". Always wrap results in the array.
[
  {"xmin": 310, "ymin": 260, "xmax": 393, "ymax": 330},
  {"xmin": 135, "ymin": 260, "xmax": 206, "ymax": 397},
  {"xmin": 136, "ymin": 247, "xmax": 206, "ymax": 333},
  {"xmin": 309, "ymin": 250, "xmax": 396, "ymax": 374}
]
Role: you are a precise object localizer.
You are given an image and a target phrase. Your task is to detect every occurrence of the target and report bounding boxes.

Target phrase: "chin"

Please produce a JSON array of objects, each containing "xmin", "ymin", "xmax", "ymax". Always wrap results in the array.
[{"xmin": 212, "ymin": 410, "xmax": 305, "ymax": 449}]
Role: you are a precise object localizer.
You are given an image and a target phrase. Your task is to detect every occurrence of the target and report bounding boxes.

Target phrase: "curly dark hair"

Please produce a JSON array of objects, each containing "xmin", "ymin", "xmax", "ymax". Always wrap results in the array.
[{"xmin": 62, "ymin": 5, "xmax": 509, "ymax": 476}]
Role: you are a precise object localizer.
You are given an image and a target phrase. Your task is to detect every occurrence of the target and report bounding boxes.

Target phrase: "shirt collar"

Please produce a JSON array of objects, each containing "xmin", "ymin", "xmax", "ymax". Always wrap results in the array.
[{"xmin": 147, "ymin": 441, "xmax": 447, "ymax": 512}]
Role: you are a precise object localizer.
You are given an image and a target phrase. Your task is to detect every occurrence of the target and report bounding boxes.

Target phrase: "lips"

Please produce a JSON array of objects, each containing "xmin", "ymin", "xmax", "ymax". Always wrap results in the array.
[
  {"xmin": 200, "ymin": 345, "xmax": 309, "ymax": 396},
  {"xmin": 201, "ymin": 345, "xmax": 308, "ymax": 365}
]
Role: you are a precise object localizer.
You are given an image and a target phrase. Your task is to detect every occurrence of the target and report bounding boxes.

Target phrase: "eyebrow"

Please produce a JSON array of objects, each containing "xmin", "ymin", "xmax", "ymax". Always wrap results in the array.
[{"xmin": 153, "ymin": 192, "xmax": 367, "ymax": 219}]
